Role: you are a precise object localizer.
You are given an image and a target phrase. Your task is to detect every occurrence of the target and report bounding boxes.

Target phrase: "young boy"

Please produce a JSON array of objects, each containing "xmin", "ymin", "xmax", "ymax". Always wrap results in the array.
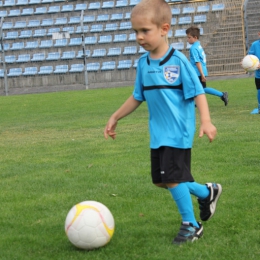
[
  {"xmin": 247, "ymin": 30, "xmax": 260, "ymax": 113},
  {"xmin": 104, "ymin": 0, "xmax": 222, "ymax": 245},
  {"xmin": 186, "ymin": 26, "xmax": 229, "ymax": 106}
]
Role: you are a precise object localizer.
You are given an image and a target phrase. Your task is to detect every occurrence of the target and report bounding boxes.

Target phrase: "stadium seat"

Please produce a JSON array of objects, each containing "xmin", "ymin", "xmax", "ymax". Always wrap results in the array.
[
  {"xmin": 133, "ymin": 59, "xmax": 139, "ymax": 68},
  {"xmin": 0, "ymin": 43, "xmax": 10, "ymax": 51},
  {"xmin": 124, "ymin": 12, "xmax": 131, "ymax": 19},
  {"xmin": 34, "ymin": 7, "xmax": 47, "ymax": 15},
  {"xmin": 54, "ymin": 0, "xmax": 65, "ymax": 2},
  {"xmin": 29, "ymin": 0, "xmax": 40, "ymax": 4},
  {"xmin": 174, "ymin": 29, "xmax": 186, "ymax": 37},
  {"xmin": 76, "ymin": 25, "xmax": 89, "ymax": 33},
  {"xmin": 61, "ymin": 4, "xmax": 74, "ymax": 12},
  {"xmin": 14, "ymin": 21, "xmax": 27, "ymax": 29},
  {"xmin": 55, "ymin": 17, "xmax": 67, "ymax": 26},
  {"xmin": 194, "ymin": 15, "xmax": 207, "ymax": 23},
  {"xmin": 96, "ymin": 14, "xmax": 109, "ymax": 22},
  {"xmin": 171, "ymin": 8, "xmax": 181, "ymax": 15},
  {"xmin": 87, "ymin": 63, "xmax": 100, "ymax": 71},
  {"xmin": 129, "ymin": 0, "xmax": 140, "ymax": 6},
  {"xmin": 107, "ymin": 47, "xmax": 121, "ymax": 56},
  {"xmin": 48, "ymin": 6, "xmax": 60, "ymax": 14},
  {"xmin": 42, "ymin": 0, "xmax": 53, "ymax": 3},
  {"xmin": 19, "ymin": 30, "xmax": 32, "ymax": 39},
  {"xmin": 116, "ymin": 0, "xmax": 128, "ymax": 8},
  {"xmin": 113, "ymin": 34, "xmax": 127, "ymax": 42},
  {"xmin": 46, "ymin": 52, "xmax": 60, "ymax": 61},
  {"xmin": 54, "ymin": 39, "xmax": 67, "ymax": 47},
  {"xmin": 102, "ymin": 1, "xmax": 114, "ymax": 8},
  {"xmin": 68, "ymin": 16, "xmax": 80, "ymax": 24},
  {"xmin": 68, "ymin": 38, "xmax": 82, "ymax": 46},
  {"xmin": 85, "ymin": 36, "xmax": 97, "ymax": 45},
  {"xmin": 101, "ymin": 61, "xmax": 116, "ymax": 71},
  {"xmin": 104, "ymin": 23, "xmax": 118, "ymax": 31},
  {"xmin": 8, "ymin": 9, "xmax": 21, "ymax": 17},
  {"xmin": 54, "ymin": 65, "xmax": 69, "ymax": 74},
  {"xmin": 31, "ymin": 53, "xmax": 45, "ymax": 62},
  {"xmin": 88, "ymin": 2, "xmax": 101, "ymax": 10},
  {"xmin": 197, "ymin": 5, "xmax": 210, "ymax": 13},
  {"xmin": 69, "ymin": 64, "xmax": 84, "ymax": 73},
  {"xmin": 212, "ymin": 4, "xmax": 225, "ymax": 12},
  {"xmin": 92, "ymin": 49, "xmax": 106, "ymax": 58},
  {"xmin": 38, "ymin": 66, "xmax": 53, "ymax": 75},
  {"xmin": 62, "ymin": 27, "xmax": 75, "ymax": 34},
  {"xmin": 119, "ymin": 22, "xmax": 132, "ymax": 30},
  {"xmin": 75, "ymin": 3, "xmax": 87, "ymax": 11},
  {"xmin": 90, "ymin": 24, "xmax": 103, "ymax": 33},
  {"xmin": 139, "ymin": 46, "xmax": 147, "ymax": 54},
  {"xmin": 27, "ymin": 20, "xmax": 40, "ymax": 28},
  {"xmin": 61, "ymin": 51, "xmax": 76, "ymax": 60},
  {"xmin": 110, "ymin": 13, "xmax": 123, "ymax": 21},
  {"xmin": 5, "ymin": 55, "xmax": 16, "ymax": 63},
  {"xmin": 0, "ymin": 69, "xmax": 4, "ymax": 78},
  {"xmin": 8, "ymin": 68, "xmax": 23, "ymax": 77},
  {"xmin": 33, "ymin": 29, "xmax": 46, "ymax": 37},
  {"xmin": 117, "ymin": 60, "xmax": 132, "ymax": 69},
  {"xmin": 171, "ymin": 18, "xmax": 177, "ymax": 25},
  {"xmin": 16, "ymin": 54, "xmax": 30, "ymax": 63},
  {"xmin": 98, "ymin": 35, "xmax": 112, "ymax": 44},
  {"xmin": 123, "ymin": 46, "xmax": 137, "ymax": 55},
  {"xmin": 178, "ymin": 16, "xmax": 192, "ymax": 25},
  {"xmin": 39, "ymin": 40, "xmax": 53, "ymax": 48},
  {"xmin": 25, "ymin": 41, "xmax": 39, "ymax": 49},
  {"xmin": 5, "ymin": 31, "xmax": 18, "ymax": 40},
  {"xmin": 2, "ymin": 22, "xmax": 13, "ymax": 30},
  {"xmin": 10, "ymin": 42, "xmax": 24, "ymax": 51},
  {"xmin": 84, "ymin": 15, "xmax": 95, "ymax": 23},
  {"xmin": 41, "ymin": 19, "xmax": 54, "ymax": 27},
  {"xmin": 171, "ymin": 42, "xmax": 184, "ymax": 50},
  {"xmin": 0, "ymin": 10, "xmax": 7, "ymax": 17},
  {"xmin": 47, "ymin": 28, "xmax": 60, "ymax": 36},
  {"xmin": 3, "ymin": 0, "xmax": 15, "ymax": 7},
  {"xmin": 21, "ymin": 8, "xmax": 34, "ymax": 16},
  {"xmin": 128, "ymin": 33, "xmax": 136, "ymax": 41},
  {"xmin": 168, "ymin": 30, "xmax": 173, "ymax": 38},
  {"xmin": 23, "ymin": 67, "xmax": 38, "ymax": 76},
  {"xmin": 17, "ymin": 0, "xmax": 28, "ymax": 5},
  {"xmin": 182, "ymin": 6, "xmax": 195, "ymax": 14},
  {"xmin": 77, "ymin": 50, "xmax": 90, "ymax": 59}
]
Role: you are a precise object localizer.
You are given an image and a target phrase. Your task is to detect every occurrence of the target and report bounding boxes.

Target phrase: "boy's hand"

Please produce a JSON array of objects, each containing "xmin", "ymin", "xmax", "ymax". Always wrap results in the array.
[
  {"xmin": 104, "ymin": 118, "xmax": 118, "ymax": 140},
  {"xmin": 199, "ymin": 122, "xmax": 217, "ymax": 142}
]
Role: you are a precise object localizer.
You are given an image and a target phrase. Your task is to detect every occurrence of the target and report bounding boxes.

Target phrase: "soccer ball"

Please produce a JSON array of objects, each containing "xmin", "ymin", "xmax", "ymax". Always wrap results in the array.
[
  {"xmin": 65, "ymin": 201, "xmax": 115, "ymax": 250},
  {"xmin": 241, "ymin": 54, "xmax": 259, "ymax": 72}
]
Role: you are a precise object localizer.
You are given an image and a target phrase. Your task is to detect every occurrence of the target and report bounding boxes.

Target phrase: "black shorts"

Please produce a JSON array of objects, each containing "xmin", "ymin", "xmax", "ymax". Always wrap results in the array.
[
  {"xmin": 198, "ymin": 76, "xmax": 206, "ymax": 88},
  {"xmin": 151, "ymin": 146, "xmax": 194, "ymax": 184},
  {"xmin": 255, "ymin": 78, "xmax": 260, "ymax": 90}
]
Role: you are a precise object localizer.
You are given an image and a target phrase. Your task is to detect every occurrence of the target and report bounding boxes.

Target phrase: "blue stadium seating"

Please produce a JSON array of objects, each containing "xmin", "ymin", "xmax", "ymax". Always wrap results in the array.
[
  {"xmin": 17, "ymin": 0, "xmax": 28, "ymax": 5},
  {"xmin": 35, "ymin": 7, "xmax": 47, "ymax": 15},
  {"xmin": 84, "ymin": 15, "xmax": 95, "ymax": 23},
  {"xmin": 38, "ymin": 66, "xmax": 53, "ymax": 75},
  {"xmin": 85, "ymin": 36, "xmax": 97, "ymax": 45},
  {"xmin": 128, "ymin": 33, "xmax": 136, "ymax": 41},
  {"xmin": 0, "ymin": 43, "xmax": 10, "ymax": 51},
  {"xmin": 68, "ymin": 38, "xmax": 82, "ymax": 46},
  {"xmin": 55, "ymin": 17, "xmax": 67, "ymax": 25},
  {"xmin": 46, "ymin": 52, "xmax": 60, "ymax": 61},
  {"xmin": 212, "ymin": 4, "xmax": 225, "ymax": 12},
  {"xmin": 123, "ymin": 46, "xmax": 137, "ymax": 55},
  {"xmin": 0, "ymin": 10, "xmax": 7, "ymax": 17},
  {"xmin": 8, "ymin": 68, "xmax": 23, "ymax": 77},
  {"xmin": 98, "ymin": 35, "xmax": 113, "ymax": 44},
  {"xmin": 104, "ymin": 23, "xmax": 118, "ymax": 31},
  {"xmin": 124, "ymin": 12, "xmax": 131, "ymax": 19},
  {"xmin": 139, "ymin": 46, "xmax": 147, "ymax": 54},
  {"xmin": 33, "ymin": 29, "xmax": 47, "ymax": 37},
  {"xmin": 87, "ymin": 63, "xmax": 100, "ymax": 71},
  {"xmin": 178, "ymin": 16, "xmax": 192, "ymax": 25},
  {"xmin": 54, "ymin": 39, "xmax": 67, "ymax": 47},
  {"xmin": 21, "ymin": 8, "xmax": 34, "ymax": 16},
  {"xmin": 117, "ymin": 60, "xmax": 132, "ymax": 69},
  {"xmin": 69, "ymin": 64, "xmax": 84, "ymax": 73},
  {"xmin": 14, "ymin": 21, "xmax": 27, "ymax": 29},
  {"xmin": 3, "ymin": 0, "xmax": 15, "ymax": 7},
  {"xmin": 92, "ymin": 49, "xmax": 106, "ymax": 57},
  {"xmin": 107, "ymin": 47, "xmax": 121, "ymax": 56},
  {"xmin": 31, "ymin": 53, "xmax": 45, "ymax": 62},
  {"xmin": 129, "ymin": 0, "xmax": 140, "ymax": 6},
  {"xmin": 48, "ymin": 6, "xmax": 60, "ymax": 14},
  {"xmin": 61, "ymin": 4, "xmax": 74, "ymax": 12},
  {"xmin": 42, "ymin": 0, "xmax": 53, "ymax": 3},
  {"xmin": 119, "ymin": 22, "xmax": 132, "ymax": 30},
  {"xmin": 182, "ymin": 6, "xmax": 195, "ymax": 14},
  {"xmin": 39, "ymin": 40, "xmax": 53, "ymax": 48},
  {"xmin": 29, "ymin": 0, "xmax": 40, "ymax": 4},
  {"xmin": 76, "ymin": 50, "xmax": 91, "ymax": 59},
  {"xmin": 61, "ymin": 51, "xmax": 76, "ymax": 60},
  {"xmin": 133, "ymin": 59, "xmax": 139, "ymax": 68},
  {"xmin": 5, "ymin": 55, "xmax": 16, "ymax": 63},
  {"xmin": 63, "ymin": 27, "xmax": 75, "ymax": 34},
  {"xmin": 116, "ymin": 0, "xmax": 128, "ymax": 8},
  {"xmin": 76, "ymin": 25, "xmax": 89, "ymax": 33},
  {"xmin": 194, "ymin": 15, "xmax": 207, "ymax": 23},
  {"xmin": 23, "ymin": 67, "xmax": 38, "ymax": 76},
  {"xmin": 113, "ymin": 34, "xmax": 127, "ymax": 42},
  {"xmin": 174, "ymin": 29, "xmax": 186, "ymax": 37},
  {"xmin": 41, "ymin": 19, "xmax": 54, "ymax": 27},
  {"xmin": 68, "ymin": 16, "xmax": 80, "ymax": 24},
  {"xmin": 19, "ymin": 30, "xmax": 33, "ymax": 39},
  {"xmin": 25, "ymin": 41, "xmax": 39, "ymax": 49},
  {"xmin": 5, "ymin": 31, "xmax": 18, "ymax": 39},
  {"xmin": 10, "ymin": 42, "xmax": 24, "ymax": 51},
  {"xmin": 171, "ymin": 42, "xmax": 184, "ymax": 50},
  {"xmin": 88, "ymin": 2, "xmax": 101, "ymax": 10},
  {"xmin": 0, "ymin": 70, "xmax": 4, "ymax": 78},
  {"xmin": 90, "ymin": 24, "xmax": 103, "ymax": 33},
  {"xmin": 27, "ymin": 20, "xmax": 40, "ymax": 28},
  {"xmin": 3, "ymin": 22, "xmax": 13, "ymax": 29},
  {"xmin": 111, "ymin": 13, "xmax": 123, "ymax": 21},
  {"xmin": 47, "ymin": 27, "xmax": 60, "ymax": 36},
  {"xmin": 75, "ymin": 3, "xmax": 87, "ymax": 11},
  {"xmin": 16, "ymin": 54, "xmax": 31, "ymax": 63},
  {"xmin": 171, "ymin": 8, "xmax": 181, "ymax": 15},
  {"xmin": 171, "ymin": 18, "xmax": 177, "ymax": 25},
  {"xmin": 96, "ymin": 14, "xmax": 109, "ymax": 22},
  {"xmin": 197, "ymin": 5, "xmax": 210, "ymax": 13},
  {"xmin": 54, "ymin": 65, "xmax": 69, "ymax": 74},
  {"xmin": 101, "ymin": 61, "xmax": 116, "ymax": 71},
  {"xmin": 102, "ymin": 1, "xmax": 114, "ymax": 9},
  {"xmin": 8, "ymin": 9, "xmax": 21, "ymax": 17}
]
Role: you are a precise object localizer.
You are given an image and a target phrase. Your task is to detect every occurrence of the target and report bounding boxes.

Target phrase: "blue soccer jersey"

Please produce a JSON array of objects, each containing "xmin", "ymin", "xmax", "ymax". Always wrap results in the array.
[
  {"xmin": 189, "ymin": 41, "xmax": 208, "ymax": 77},
  {"xmin": 248, "ymin": 40, "xmax": 260, "ymax": 79},
  {"xmin": 133, "ymin": 47, "xmax": 205, "ymax": 149}
]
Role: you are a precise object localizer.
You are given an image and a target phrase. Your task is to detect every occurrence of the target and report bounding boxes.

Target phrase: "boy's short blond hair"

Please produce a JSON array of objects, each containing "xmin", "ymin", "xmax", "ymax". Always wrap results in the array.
[{"xmin": 131, "ymin": 0, "xmax": 172, "ymax": 27}]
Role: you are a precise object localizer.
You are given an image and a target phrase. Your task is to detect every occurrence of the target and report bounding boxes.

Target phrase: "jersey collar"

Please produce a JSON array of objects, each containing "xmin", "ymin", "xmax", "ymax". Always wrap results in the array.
[{"xmin": 146, "ymin": 46, "xmax": 175, "ymax": 66}]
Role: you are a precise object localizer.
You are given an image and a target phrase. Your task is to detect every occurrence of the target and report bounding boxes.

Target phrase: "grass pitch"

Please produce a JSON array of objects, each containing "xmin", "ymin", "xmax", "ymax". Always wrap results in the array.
[{"xmin": 0, "ymin": 76, "xmax": 260, "ymax": 260}]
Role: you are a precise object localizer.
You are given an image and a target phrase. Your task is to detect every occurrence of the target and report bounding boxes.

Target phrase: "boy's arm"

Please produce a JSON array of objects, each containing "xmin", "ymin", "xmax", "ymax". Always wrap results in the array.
[
  {"xmin": 104, "ymin": 95, "xmax": 142, "ymax": 139},
  {"xmin": 194, "ymin": 94, "xmax": 217, "ymax": 142},
  {"xmin": 196, "ymin": 62, "xmax": 206, "ymax": 82}
]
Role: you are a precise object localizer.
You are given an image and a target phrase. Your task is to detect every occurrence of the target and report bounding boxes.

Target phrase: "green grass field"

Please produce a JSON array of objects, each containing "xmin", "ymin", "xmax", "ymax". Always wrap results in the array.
[{"xmin": 1, "ymin": 76, "xmax": 260, "ymax": 260}]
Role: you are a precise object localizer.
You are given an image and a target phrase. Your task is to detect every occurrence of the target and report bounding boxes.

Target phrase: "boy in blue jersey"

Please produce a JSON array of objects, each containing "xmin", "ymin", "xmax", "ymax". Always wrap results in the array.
[
  {"xmin": 104, "ymin": 0, "xmax": 222, "ymax": 245},
  {"xmin": 186, "ymin": 26, "xmax": 229, "ymax": 106},
  {"xmin": 247, "ymin": 30, "xmax": 260, "ymax": 113}
]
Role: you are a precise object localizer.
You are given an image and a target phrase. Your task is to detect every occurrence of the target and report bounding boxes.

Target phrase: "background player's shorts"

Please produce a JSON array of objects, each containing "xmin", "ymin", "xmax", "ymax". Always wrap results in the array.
[
  {"xmin": 151, "ymin": 146, "xmax": 194, "ymax": 184},
  {"xmin": 255, "ymin": 78, "xmax": 260, "ymax": 90},
  {"xmin": 198, "ymin": 76, "xmax": 206, "ymax": 88}
]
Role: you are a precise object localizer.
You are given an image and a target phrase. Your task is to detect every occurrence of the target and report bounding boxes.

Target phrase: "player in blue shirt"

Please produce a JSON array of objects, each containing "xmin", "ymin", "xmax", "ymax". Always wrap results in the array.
[
  {"xmin": 104, "ymin": 0, "xmax": 222, "ymax": 245},
  {"xmin": 186, "ymin": 26, "xmax": 229, "ymax": 106},
  {"xmin": 248, "ymin": 30, "xmax": 260, "ymax": 113}
]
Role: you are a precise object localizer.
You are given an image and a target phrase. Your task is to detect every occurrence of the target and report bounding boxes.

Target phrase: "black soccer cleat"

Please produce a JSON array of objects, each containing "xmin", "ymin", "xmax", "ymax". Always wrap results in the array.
[{"xmin": 221, "ymin": 92, "xmax": 229, "ymax": 106}]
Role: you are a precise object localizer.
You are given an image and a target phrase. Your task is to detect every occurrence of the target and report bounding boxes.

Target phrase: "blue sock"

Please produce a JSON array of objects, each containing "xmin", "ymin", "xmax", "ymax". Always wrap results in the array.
[
  {"xmin": 257, "ymin": 90, "xmax": 260, "ymax": 107},
  {"xmin": 185, "ymin": 182, "xmax": 209, "ymax": 200},
  {"xmin": 204, "ymin": 87, "xmax": 223, "ymax": 97},
  {"xmin": 168, "ymin": 183, "xmax": 199, "ymax": 228}
]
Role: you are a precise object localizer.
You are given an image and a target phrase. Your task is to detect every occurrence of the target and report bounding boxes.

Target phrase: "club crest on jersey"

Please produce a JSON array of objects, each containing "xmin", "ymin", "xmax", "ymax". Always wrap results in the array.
[{"xmin": 164, "ymin": 65, "xmax": 180, "ymax": 83}]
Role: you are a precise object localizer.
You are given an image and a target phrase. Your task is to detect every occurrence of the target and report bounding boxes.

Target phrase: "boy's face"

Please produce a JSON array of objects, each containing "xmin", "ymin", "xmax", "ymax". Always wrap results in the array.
[
  {"xmin": 187, "ymin": 34, "xmax": 198, "ymax": 44},
  {"xmin": 131, "ymin": 13, "xmax": 169, "ymax": 55}
]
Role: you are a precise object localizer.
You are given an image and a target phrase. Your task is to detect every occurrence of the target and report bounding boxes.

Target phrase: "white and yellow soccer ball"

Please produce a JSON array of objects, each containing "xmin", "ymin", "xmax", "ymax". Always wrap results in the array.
[
  {"xmin": 241, "ymin": 54, "xmax": 259, "ymax": 72},
  {"xmin": 65, "ymin": 201, "xmax": 115, "ymax": 250}
]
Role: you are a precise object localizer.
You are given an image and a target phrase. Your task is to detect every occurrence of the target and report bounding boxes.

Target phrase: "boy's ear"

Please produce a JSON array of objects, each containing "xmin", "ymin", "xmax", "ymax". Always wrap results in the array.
[{"xmin": 161, "ymin": 23, "xmax": 170, "ymax": 36}]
